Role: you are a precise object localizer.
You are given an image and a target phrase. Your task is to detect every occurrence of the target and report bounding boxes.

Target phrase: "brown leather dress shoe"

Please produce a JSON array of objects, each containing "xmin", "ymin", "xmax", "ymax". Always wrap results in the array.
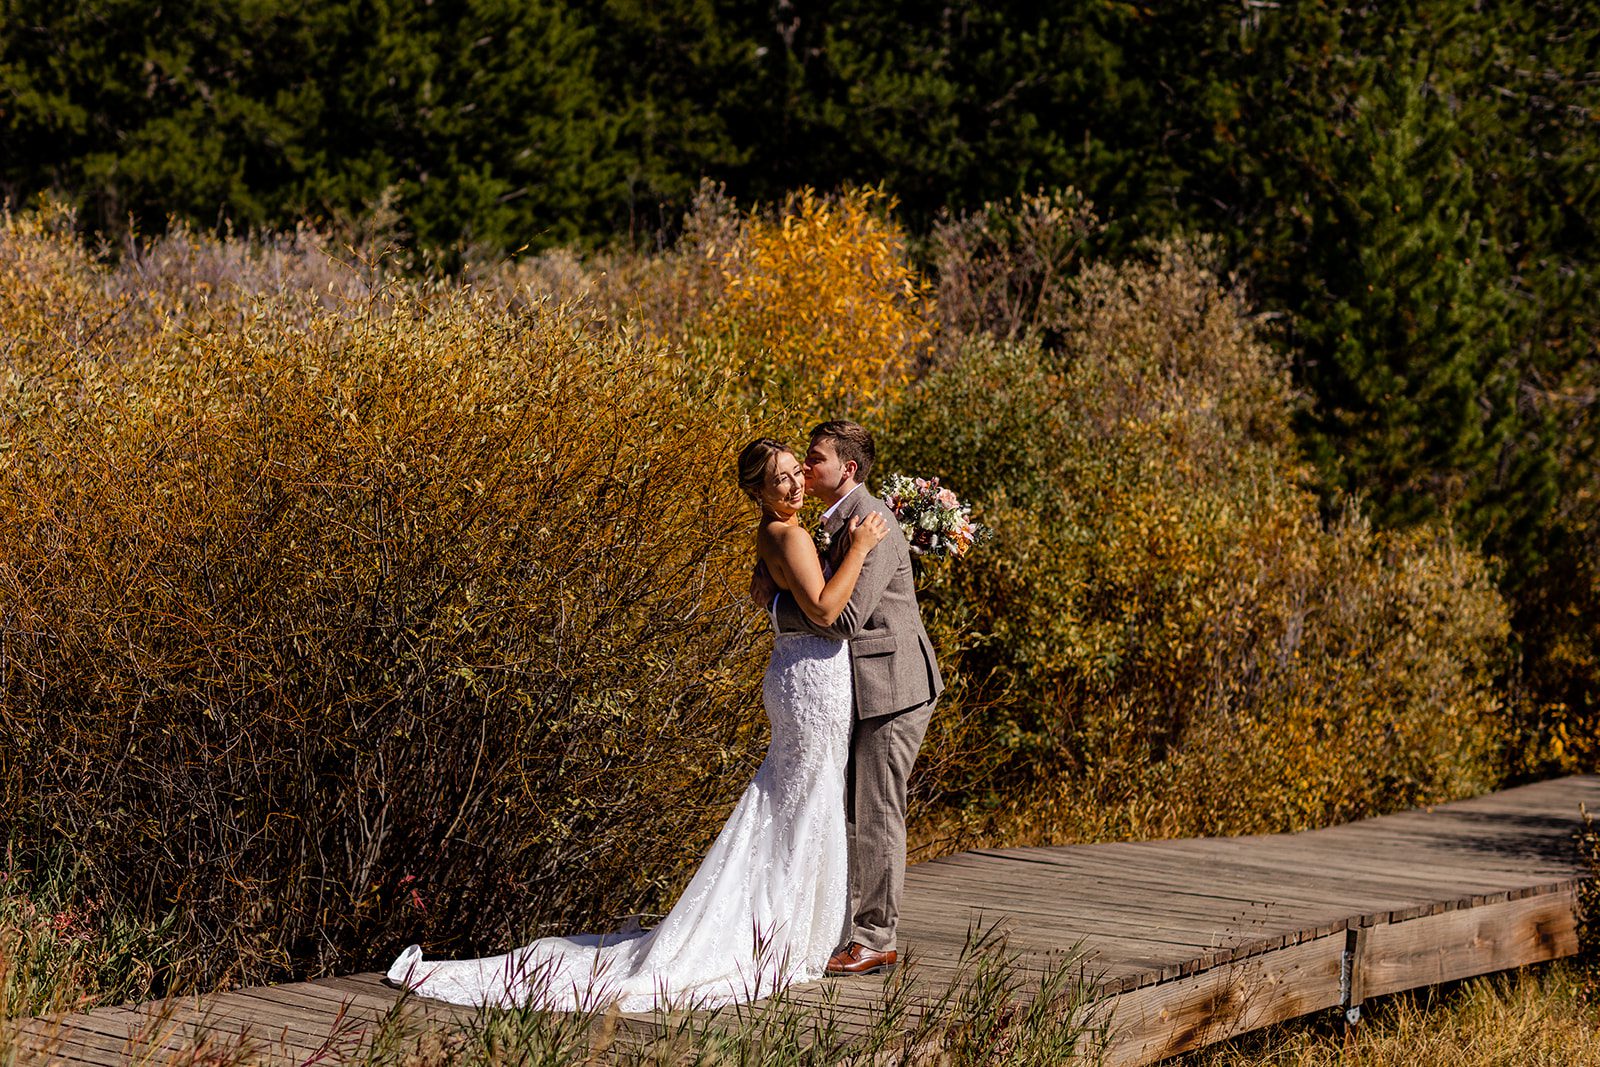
[{"xmin": 825, "ymin": 942, "xmax": 897, "ymax": 976}]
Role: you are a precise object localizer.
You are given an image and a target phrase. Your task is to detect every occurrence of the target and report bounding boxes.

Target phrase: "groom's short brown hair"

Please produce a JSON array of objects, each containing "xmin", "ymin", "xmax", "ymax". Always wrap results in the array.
[{"xmin": 811, "ymin": 420, "xmax": 875, "ymax": 485}]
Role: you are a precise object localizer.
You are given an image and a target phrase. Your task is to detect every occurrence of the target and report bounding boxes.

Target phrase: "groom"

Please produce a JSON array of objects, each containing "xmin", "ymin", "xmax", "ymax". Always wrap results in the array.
[{"xmin": 754, "ymin": 420, "xmax": 944, "ymax": 976}]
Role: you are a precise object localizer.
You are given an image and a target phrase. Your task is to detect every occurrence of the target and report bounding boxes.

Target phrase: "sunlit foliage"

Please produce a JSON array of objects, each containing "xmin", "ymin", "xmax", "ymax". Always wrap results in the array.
[
  {"xmin": 0, "ymin": 196, "xmax": 1514, "ymax": 1005},
  {"xmin": 700, "ymin": 186, "xmax": 935, "ymax": 425},
  {"xmin": 888, "ymin": 239, "xmax": 1505, "ymax": 849}
]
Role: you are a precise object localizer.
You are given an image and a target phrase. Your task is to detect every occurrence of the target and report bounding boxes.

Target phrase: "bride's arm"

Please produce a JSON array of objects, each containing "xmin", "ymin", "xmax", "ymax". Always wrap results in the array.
[{"xmin": 761, "ymin": 516, "xmax": 887, "ymax": 628}]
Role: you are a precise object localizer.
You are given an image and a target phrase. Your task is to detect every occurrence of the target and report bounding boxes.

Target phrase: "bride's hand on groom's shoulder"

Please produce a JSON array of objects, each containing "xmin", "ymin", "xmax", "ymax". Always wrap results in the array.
[{"xmin": 848, "ymin": 513, "xmax": 889, "ymax": 554}]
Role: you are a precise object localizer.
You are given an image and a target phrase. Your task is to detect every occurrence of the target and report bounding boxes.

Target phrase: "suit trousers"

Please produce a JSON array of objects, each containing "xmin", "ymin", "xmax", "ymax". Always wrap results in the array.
[{"xmin": 845, "ymin": 697, "xmax": 936, "ymax": 953}]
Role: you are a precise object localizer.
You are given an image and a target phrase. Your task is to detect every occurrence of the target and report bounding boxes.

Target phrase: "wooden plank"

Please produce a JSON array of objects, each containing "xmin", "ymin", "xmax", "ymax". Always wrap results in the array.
[
  {"xmin": 1127, "ymin": 839, "xmax": 1515, "ymax": 900},
  {"xmin": 955, "ymin": 851, "xmax": 1341, "ymax": 913},
  {"xmin": 248, "ymin": 978, "xmax": 409, "ymax": 1018},
  {"xmin": 1095, "ymin": 934, "xmax": 1346, "ymax": 1067},
  {"xmin": 198, "ymin": 990, "xmax": 339, "ymax": 1028},
  {"xmin": 26, "ymin": 1008, "xmax": 282, "ymax": 1066},
  {"xmin": 1083, "ymin": 862, "xmax": 1480, "ymax": 927},
  {"xmin": 894, "ymin": 908, "xmax": 1219, "ymax": 981},
  {"xmin": 317, "ymin": 971, "xmax": 408, "ymax": 1000},
  {"xmin": 228, "ymin": 983, "xmax": 393, "ymax": 1024},
  {"xmin": 1196, "ymin": 833, "xmax": 1565, "ymax": 881},
  {"xmin": 1132, "ymin": 851, "xmax": 1525, "ymax": 918},
  {"xmin": 9, "ymin": 1018, "xmax": 148, "ymax": 1067},
  {"xmin": 903, "ymin": 889, "xmax": 1287, "ymax": 952},
  {"xmin": 1318, "ymin": 822, "xmax": 1581, "ymax": 851},
  {"xmin": 1328, "ymin": 817, "xmax": 1586, "ymax": 851},
  {"xmin": 1345, "ymin": 926, "xmax": 1369, "ymax": 1008},
  {"xmin": 155, "ymin": 1017, "xmax": 325, "ymax": 1063},
  {"xmin": 965, "ymin": 851, "xmax": 1389, "ymax": 931},
  {"xmin": 911, "ymin": 857, "xmax": 1332, "ymax": 929},
  {"xmin": 42, "ymin": 998, "xmax": 342, "ymax": 1062},
  {"xmin": 1306, "ymin": 838, "xmax": 1583, "ymax": 878},
  {"xmin": 17, "ymin": 1040, "xmax": 127, "ymax": 1067},
  {"xmin": 906, "ymin": 880, "xmax": 1320, "ymax": 950},
  {"xmin": 181, "ymin": 993, "xmax": 380, "ymax": 1058},
  {"xmin": 1260, "ymin": 848, "xmax": 1578, "ymax": 889},
  {"xmin": 20, "ymin": 1008, "xmax": 188, "ymax": 1058},
  {"xmin": 1357, "ymin": 887, "xmax": 1579, "ymax": 998}
]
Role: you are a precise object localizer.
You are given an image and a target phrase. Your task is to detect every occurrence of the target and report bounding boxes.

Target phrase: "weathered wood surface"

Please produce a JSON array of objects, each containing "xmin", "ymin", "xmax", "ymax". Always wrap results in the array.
[{"xmin": 15, "ymin": 775, "xmax": 1597, "ymax": 1065}]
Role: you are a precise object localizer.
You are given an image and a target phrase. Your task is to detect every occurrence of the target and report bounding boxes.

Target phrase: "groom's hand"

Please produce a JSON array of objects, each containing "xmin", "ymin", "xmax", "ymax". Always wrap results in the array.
[{"xmin": 749, "ymin": 560, "xmax": 779, "ymax": 610}]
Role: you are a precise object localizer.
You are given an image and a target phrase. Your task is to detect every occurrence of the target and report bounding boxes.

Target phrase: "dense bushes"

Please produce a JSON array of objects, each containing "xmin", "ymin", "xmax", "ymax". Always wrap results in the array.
[
  {"xmin": 886, "ymin": 242, "xmax": 1505, "ymax": 848},
  {"xmin": 0, "ymin": 192, "xmax": 1515, "ymax": 1001},
  {"xmin": 0, "ymin": 209, "xmax": 771, "ymax": 987}
]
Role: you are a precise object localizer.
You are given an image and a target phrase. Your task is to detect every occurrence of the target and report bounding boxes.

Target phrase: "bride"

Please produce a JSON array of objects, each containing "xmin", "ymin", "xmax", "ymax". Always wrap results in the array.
[{"xmin": 386, "ymin": 437, "xmax": 887, "ymax": 1012}]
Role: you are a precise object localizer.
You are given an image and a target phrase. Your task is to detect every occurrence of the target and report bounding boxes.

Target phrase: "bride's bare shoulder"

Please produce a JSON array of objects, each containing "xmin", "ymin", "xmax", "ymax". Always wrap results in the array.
[{"xmin": 756, "ymin": 520, "xmax": 807, "ymax": 552}]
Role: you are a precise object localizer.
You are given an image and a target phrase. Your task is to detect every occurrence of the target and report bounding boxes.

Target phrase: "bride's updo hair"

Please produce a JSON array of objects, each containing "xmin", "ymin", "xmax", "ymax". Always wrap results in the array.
[{"xmin": 737, "ymin": 438, "xmax": 793, "ymax": 504}]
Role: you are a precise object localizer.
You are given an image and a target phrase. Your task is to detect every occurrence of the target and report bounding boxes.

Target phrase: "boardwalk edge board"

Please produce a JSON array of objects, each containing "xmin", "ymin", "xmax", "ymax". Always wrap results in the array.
[{"xmin": 1093, "ymin": 883, "xmax": 1584, "ymax": 1066}]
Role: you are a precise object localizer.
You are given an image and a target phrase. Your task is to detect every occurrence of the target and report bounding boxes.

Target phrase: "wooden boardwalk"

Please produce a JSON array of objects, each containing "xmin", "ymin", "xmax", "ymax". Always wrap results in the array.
[{"xmin": 15, "ymin": 776, "xmax": 1597, "ymax": 1065}]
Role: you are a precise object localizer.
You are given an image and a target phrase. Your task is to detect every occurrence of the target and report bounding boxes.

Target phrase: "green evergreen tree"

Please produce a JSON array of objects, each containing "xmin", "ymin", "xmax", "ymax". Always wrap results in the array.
[
  {"xmin": 0, "ymin": 0, "xmax": 617, "ymax": 251},
  {"xmin": 314, "ymin": 0, "xmax": 616, "ymax": 252},
  {"xmin": 584, "ymin": 0, "xmax": 762, "ymax": 238},
  {"xmin": 736, "ymin": 0, "xmax": 1151, "ymax": 230},
  {"xmin": 0, "ymin": 0, "xmax": 344, "ymax": 233},
  {"xmin": 1295, "ymin": 57, "xmax": 1514, "ymax": 530}
]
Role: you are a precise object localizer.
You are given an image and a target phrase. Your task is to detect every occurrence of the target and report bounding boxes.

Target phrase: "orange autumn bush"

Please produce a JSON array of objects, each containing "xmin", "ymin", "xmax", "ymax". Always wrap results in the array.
[{"xmin": 0, "ymin": 208, "xmax": 774, "ymax": 990}]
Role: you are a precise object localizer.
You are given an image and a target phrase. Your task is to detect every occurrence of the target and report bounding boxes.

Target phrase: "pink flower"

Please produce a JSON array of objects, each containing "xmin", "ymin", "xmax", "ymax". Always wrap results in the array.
[
  {"xmin": 936, "ymin": 488, "xmax": 958, "ymax": 509},
  {"xmin": 399, "ymin": 875, "xmax": 428, "ymax": 914}
]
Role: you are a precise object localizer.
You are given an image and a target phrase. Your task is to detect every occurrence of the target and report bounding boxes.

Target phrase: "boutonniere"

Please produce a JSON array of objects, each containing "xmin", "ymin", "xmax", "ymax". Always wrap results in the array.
[{"xmin": 812, "ymin": 524, "xmax": 833, "ymax": 558}]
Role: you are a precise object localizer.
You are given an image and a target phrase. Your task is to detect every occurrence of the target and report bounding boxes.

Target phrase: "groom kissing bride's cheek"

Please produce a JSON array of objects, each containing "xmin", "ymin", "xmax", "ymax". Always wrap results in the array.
[
  {"xmin": 753, "ymin": 419, "xmax": 945, "ymax": 977},
  {"xmin": 386, "ymin": 419, "xmax": 941, "ymax": 1011}
]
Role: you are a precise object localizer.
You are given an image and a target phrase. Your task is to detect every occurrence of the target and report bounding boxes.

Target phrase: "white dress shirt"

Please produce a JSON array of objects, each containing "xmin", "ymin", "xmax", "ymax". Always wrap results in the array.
[{"xmin": 821, "ymin": 482, "xmax": 863, "ymax": 527}]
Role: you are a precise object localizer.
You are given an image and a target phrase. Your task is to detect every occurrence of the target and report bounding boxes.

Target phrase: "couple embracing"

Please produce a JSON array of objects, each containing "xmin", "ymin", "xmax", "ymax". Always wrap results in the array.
[{"xmin": 388, "ymin": 420, "xmax": 943, "ymax": 1012}]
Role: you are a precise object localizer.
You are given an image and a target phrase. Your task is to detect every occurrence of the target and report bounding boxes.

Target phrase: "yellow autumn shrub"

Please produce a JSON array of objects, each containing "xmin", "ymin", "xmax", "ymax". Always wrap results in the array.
[
  {"xmin": 887, "ymin": 240, "xmax": 1506, "ymax": 851},
  {"xmin": 470, "ymin": 182, "xmax": 936, "ymax": 437},
  {"xmin": 0, "ymin": 197, "xmax": 1518, "ymax": 1003},
  {"xmin": 696, "ymin": 185, "xmax": 935, "ymax": 427}
]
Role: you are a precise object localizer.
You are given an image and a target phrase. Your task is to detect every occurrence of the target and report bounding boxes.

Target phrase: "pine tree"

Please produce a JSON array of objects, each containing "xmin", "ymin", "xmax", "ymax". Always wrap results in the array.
[
  {"xmin": 0, "ymin": 0, "xmax": 346, "ymax": 234},
  {"xmin": 325, "ymin": 0, "xmax": 617, "ymax": 253},
  {"xmin": 1294, "ymin": 56, "xmax": 1513, "ymax": 530},
  {"xmin": 583, "ymin": 0, "xmax": 764, "ymax": 239}
]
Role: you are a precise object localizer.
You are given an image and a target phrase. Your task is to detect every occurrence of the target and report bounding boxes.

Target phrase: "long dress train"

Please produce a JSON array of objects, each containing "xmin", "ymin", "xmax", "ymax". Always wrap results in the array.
[{"xmin": 385, "ymin": 628, "xmax": 852, "ymax": 1012}]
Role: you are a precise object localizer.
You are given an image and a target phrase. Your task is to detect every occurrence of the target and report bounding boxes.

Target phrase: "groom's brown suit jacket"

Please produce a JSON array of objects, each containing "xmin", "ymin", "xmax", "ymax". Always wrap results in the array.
[{"xmin": 774, "ymin": 485, "xmax": 943, "ymax": 718}]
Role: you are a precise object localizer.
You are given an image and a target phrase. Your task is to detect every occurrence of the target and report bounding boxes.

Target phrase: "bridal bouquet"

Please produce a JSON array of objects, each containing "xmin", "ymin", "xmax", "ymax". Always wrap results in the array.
[{"xmin": 878, "ymin": 473, "xmax": 988, "ymax": 562}]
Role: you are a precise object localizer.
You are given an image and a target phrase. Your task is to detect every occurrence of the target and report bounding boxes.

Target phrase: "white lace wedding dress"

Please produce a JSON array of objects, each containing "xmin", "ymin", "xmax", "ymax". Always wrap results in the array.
[{"xmin": 386, "ymin": 626, "xmax": 852, "ymax": 1012}]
